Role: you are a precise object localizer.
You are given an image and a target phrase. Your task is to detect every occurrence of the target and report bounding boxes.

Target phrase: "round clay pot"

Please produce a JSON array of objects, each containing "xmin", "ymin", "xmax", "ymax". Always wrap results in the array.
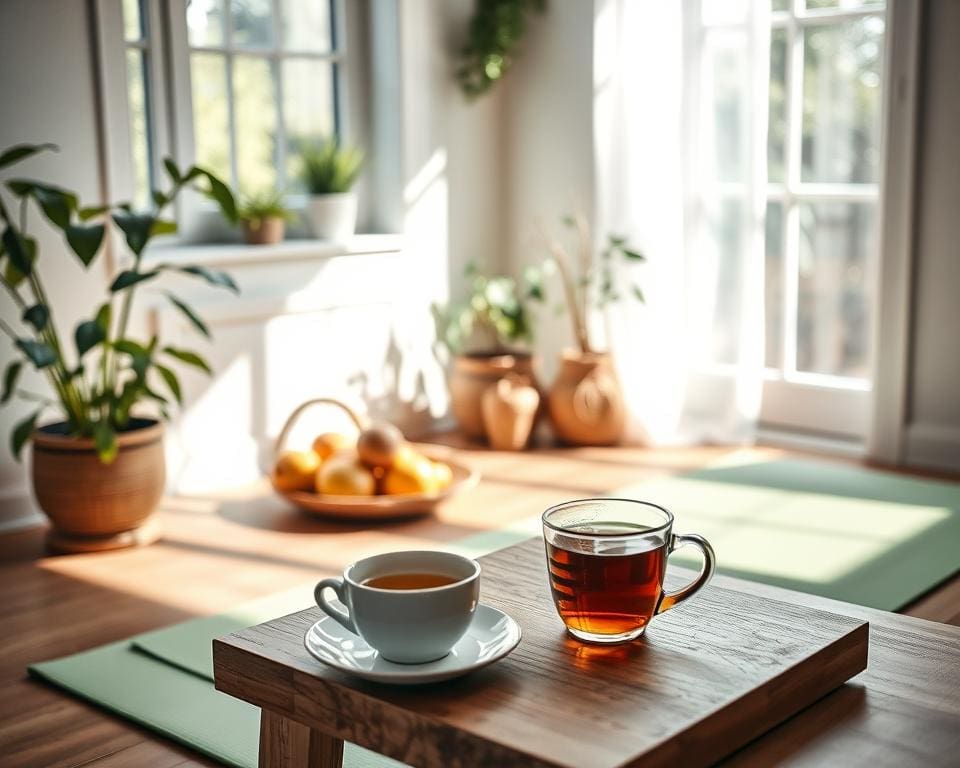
[
  {"xmin": 242, "ymin": 216, "xmax": 286, "ymax": 245},
  {"xmin": 547, "ymin": 350, "xmax": 626, "ymax": 446},
  {"xmin": 449, "ymin": 352, "xmax": 539, "ymax": 440},
  {"xmin": 31, "ymin": 418, "xmax": 165, "ymax": 552}
]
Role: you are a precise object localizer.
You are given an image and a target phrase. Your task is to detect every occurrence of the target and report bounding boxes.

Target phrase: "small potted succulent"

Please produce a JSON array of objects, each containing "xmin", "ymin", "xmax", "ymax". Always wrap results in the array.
[
  {"xmin": 239, "ymin": 189, "xmax": 293, "ymax": 245},
  {"xmin": 0, "ymin": 143, "xmax": 238, "ymax": 552},
  {"xmin": 301, "ymin": 137, "xmax": 364, "ymax": 241},
  {"xmin": 536, "ymin": 212, "xmax": 646, "ymax": 446},
  {"xmin": 434, "ymin": 262, "xmax": 544, "ymax": 440}
]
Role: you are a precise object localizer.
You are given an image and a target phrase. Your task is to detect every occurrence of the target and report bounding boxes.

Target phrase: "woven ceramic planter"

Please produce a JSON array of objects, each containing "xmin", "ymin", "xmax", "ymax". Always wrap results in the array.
[{"xmin": 30, "ymin": 418, "xmax": 164, "ymax": 552}]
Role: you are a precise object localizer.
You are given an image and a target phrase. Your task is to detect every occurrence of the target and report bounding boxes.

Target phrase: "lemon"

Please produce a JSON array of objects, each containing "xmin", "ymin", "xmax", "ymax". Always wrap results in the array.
[
  {"xmin": 312, "ymin": 432, "xmax": 355, "ymax": 461},
  {"xmin": 317, "ymin": 452, "xmax": 376, "ymax": 496},
  {"xmin": 383, "ymin": 448, "xmax": 438, "ymax": 495},
  {"xmin": 273, "ymin": 450, "xmax": 321, "ymax": 492}
]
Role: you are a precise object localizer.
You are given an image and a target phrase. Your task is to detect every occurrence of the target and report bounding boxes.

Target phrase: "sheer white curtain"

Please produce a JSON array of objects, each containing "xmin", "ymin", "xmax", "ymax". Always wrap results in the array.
[{"xmin": 595, "ymin": 0, "xmax": 770, "ymax": 444}]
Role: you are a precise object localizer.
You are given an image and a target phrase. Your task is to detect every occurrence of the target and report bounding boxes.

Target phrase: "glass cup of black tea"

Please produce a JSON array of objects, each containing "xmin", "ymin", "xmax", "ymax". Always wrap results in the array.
[{"xmin": 542, "ymin": 498, "xmax": 716, "ymax": 644}]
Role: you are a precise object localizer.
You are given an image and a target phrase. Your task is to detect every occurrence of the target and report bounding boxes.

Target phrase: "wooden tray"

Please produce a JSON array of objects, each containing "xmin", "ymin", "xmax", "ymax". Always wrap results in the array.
[
  {"xmin": 271, "ymin": 444, "xmax": 478, "ymax": 520},
  {"xmin": 214, "ymin": 538, "xmax": 870, "ymax": 768}
]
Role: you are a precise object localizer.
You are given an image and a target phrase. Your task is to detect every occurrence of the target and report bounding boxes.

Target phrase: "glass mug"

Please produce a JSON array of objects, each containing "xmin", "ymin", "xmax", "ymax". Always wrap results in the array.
[{"xmin": 542, "ymin": 498, "xmax": 716, "ymax": 643}]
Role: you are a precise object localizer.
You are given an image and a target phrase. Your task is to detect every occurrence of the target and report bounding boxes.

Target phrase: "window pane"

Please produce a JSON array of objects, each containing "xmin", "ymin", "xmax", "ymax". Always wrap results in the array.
[
  {"xmin": 796, "ymin": 201, "xmax": 876, "ymax": 377},
  {"xmin": 233, "ymin": 56, "xmax": 277, "ymax": 193},
  {"xmin": 801, "ymin": 16, "xmax": 884, "ymax": 183},
  {"xmin": 187, "ymin": 0, "xmax": 225, "ymax": 47},
  {"xmin": 126, "ymin": 49, "xmax": 151, "ymax": 210},
  {"xmin": 768, "ymin": 28, "xmax": 787, "ymax": 183},
  {"xmin": 806, "ymin": 0, "xmax": 884, "ymax": 9},
  {"xmin": 699, "ymin": 198, "xmax": 744, "ymax": 365},
  {"xmin": 282, "ymin": 0, "xmax": 332, "ymax": 52},
  {"xmin": 123, "ymin": 0, "xmax": 143, "ymax": 41},
  {"xmin": 190, "ymin": 52, "xmax": 231, "ymax": 182},
  {"xmin": 283, "ymin": 58, "xmax": 335, "ymax": 188},
  {"xmin": 231, "ymin": 0, "xmax": 274, "ymax": 48},
  {"xmin": 771, "ymin": 0, "xmax": 790, "ymax": 11},
  {"xmin": 764, "ymin": 201, "xmax": 784, "ymax": 368},
  {"xmin": 705, "ymin": 31, "xmax": 746, "ymax": 183}
]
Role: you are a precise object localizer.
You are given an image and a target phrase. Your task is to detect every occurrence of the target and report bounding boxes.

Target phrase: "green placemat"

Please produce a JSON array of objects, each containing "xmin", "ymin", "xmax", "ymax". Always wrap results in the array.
[
  {"xmin": 29, "ymin": 458, "xmax": 960, "ymax": 766},
  {"xmin": 627, "ymin": 457, "xmax": 960, "ymax": 610}
]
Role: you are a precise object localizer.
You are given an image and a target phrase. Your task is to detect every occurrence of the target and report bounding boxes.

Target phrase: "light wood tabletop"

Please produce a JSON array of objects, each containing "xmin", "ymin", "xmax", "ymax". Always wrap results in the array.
[{"xmin": 1, "ymin": 439, "xmax": 958, "ymax": 767}]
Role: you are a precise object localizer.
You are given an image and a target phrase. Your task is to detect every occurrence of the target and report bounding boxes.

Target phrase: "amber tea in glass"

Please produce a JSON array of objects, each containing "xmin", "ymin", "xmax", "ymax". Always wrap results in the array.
[{"xmin": 543, "ymin": 499, "xmax": 716, "ymax": 643}]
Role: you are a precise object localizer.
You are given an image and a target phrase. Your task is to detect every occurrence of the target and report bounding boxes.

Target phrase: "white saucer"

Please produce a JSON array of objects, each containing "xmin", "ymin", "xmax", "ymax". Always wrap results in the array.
[{"xmin": 303, "ymin": 603, "xmax": 521, "ymax": 685}]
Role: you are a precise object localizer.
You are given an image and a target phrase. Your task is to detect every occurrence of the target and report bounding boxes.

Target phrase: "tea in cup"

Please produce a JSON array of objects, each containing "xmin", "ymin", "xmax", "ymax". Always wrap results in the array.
[{"xmin": 315, "ymin": 550, "xmax": 480, "ymax": 663}]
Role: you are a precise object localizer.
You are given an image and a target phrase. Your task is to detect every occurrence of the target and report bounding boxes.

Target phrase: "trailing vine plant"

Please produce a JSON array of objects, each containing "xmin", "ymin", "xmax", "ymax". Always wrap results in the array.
[{"xmin": 456, "ymin": 0, "xmax": 547, "ymax": 99}]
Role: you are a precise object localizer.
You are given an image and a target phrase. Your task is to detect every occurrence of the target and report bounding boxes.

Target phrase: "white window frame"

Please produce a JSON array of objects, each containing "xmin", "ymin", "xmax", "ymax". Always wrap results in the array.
[
  {"xmin": 94, "ymin": 0, "xmax": 372, "ymax": 240},
  {"xmin": 761, "ymin": 0, "xmax": 887, "ymax": 440}
]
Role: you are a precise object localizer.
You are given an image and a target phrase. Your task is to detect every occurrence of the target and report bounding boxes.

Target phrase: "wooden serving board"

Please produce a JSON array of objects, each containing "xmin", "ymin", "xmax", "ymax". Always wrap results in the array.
[{"xmin": 214, "ymin": 538, "xmax": 869, "ymax": 768}]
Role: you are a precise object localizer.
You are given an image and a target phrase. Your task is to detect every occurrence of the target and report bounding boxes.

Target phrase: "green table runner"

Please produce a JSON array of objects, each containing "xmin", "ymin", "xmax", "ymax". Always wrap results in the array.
[{"xmin": 29, "ymin": 458, "xmax": 960, "ymax": 766}]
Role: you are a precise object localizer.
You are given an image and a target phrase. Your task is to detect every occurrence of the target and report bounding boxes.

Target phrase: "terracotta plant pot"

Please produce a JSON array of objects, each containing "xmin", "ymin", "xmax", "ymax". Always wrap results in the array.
[
  {"xmin": 481, "ymin": 377, "xmax": 540, "ymax": 451},
  {"xmin": 449, "ymin": 352, "xmax": 539, "ymax": 440},
  {"xmin": 30, "ymin": 418, "xmax": 165, "ymax": 552},
  {"xmin": 242, "ymin": 216, "xmax": 286, "ymax": 245},
  {"xmin": 548, "ymin": 350, "xmax": 626, "ymax": 446}
]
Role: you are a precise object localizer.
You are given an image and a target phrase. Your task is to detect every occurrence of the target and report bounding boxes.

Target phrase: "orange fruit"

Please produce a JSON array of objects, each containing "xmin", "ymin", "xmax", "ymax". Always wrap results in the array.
[
  {"xmin": 312, "ymin": 432, "xmax": 354, "ymax": 461},
  {"xmin": 382, "ymin": 448, "xmax": 438, "ymax": 495},
  {"xmin": 273, "ymin": 450, "xmax": 321, "ymax": 492},
  {"xmin": 316, "ymin": 452, "xmax": 376, "ymax": 496}
]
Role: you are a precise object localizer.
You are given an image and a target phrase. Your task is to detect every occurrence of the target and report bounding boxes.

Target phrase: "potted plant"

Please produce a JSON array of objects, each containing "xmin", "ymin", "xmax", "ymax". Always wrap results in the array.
[
  {"xmin": 239, "ymin": 189, "xmax": 292, "ymax": 245},
  {"xmin": 0, "ymin": 143, "xmax": 238, "ymax": 552},
  {"xmin": 536, "ymin": 213, "xmax": 645, "ymax": 446},
  {"xmin": 301, "ymin": 137, "xmax": 364, "ymax": 241},
  {"xmin": 434, "ymin": 262, "xmax": 544, "ymax": 440}
]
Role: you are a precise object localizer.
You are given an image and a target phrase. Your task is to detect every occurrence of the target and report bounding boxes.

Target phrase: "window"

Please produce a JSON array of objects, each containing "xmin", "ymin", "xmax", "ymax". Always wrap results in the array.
[
  {"xmin": 182, "ymin": 0, "xmax": 339, "ymax": 194},
  {"xmin": 122, "ymin": 0, "xmax": 156, "ymax": 209},
  {"xmin": 112, "ymin": 0, "xmax": 345, "ymax": 203}
]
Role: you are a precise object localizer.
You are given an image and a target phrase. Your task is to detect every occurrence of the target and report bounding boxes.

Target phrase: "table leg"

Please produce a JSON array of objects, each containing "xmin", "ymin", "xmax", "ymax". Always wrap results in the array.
[{"xmin": 258, "ymin": 709, "xmax": 344, "ymax": 767}]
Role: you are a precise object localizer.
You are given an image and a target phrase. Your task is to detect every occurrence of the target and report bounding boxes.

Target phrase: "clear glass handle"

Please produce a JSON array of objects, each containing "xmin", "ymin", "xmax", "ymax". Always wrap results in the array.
[{"xmin": 656, "ymin": 533, "xmax": 716, "ymax": 614}]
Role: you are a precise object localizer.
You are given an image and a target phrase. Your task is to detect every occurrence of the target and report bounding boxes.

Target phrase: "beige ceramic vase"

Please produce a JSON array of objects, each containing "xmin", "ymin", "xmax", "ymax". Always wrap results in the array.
[
  {"xmin": 449, "ymin": 353, "xmax": 539, "ymax": 440},
  {"xmin": 31, "ymin": 418, "xmax": 165, "ymax": 552},
  {"xmin": 481, "ymin": 376, "xmax": 541, "ymax": 451},
  {"xmin": 548, "ymin": 350, "xmax": 626, "ymax": 446}
]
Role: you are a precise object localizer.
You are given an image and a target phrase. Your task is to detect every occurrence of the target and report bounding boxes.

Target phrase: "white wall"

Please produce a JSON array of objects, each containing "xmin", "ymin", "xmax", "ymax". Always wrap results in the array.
[{"xmin": 0, "ymin": 0, "xmax": 506, "ymax": 515}]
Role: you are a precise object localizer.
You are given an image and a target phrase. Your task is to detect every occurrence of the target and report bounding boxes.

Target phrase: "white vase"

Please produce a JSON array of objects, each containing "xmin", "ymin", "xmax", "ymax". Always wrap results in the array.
[{"xmin": 306, "ymin": 192, "xmax": 358, "ymax": 241}]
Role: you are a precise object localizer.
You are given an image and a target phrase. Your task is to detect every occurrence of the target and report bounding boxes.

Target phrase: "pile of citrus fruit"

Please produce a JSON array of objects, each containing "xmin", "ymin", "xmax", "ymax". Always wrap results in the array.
[{"xmin": 273, "ymin": 422, "xmax": 454, "ymax": 497}]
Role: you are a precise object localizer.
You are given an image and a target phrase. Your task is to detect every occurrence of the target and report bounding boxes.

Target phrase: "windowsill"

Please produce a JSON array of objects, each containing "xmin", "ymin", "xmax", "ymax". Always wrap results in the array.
[{"xmin": 142, "ymin": 233, "xmax": 404, "ymax": 268}]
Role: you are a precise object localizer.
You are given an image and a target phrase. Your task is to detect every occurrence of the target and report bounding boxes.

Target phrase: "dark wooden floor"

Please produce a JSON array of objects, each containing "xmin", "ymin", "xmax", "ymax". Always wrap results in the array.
[{"xmin": 1, "ymin": 441, "xmax": 958, "ymax": 767}]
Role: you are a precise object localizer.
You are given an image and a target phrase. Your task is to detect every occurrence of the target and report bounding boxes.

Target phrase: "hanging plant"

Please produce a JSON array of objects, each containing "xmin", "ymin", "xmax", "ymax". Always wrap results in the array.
[{"xmin": 456, "ymin": 0, "xmax": 547, "ymax": 99}]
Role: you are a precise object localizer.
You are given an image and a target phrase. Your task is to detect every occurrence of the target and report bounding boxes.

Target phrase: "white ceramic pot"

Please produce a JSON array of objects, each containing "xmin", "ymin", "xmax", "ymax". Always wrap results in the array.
[{"xmin": 306, "ymin": 192, "xmax": 358, "ymax": 241}]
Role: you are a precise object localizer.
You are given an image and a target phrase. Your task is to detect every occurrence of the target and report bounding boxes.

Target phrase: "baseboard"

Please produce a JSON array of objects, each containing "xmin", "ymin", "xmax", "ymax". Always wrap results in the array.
[
  {"xmin": 0, "ymin": 489, "xmax": 44, "ymax": 534},
  {"xmin": 756, "ymin": 427, "xmax": 866, "ymax": 459},
  {"xmin": 903, "ymin": 423, "xmax": 960, "ymax": 474}
]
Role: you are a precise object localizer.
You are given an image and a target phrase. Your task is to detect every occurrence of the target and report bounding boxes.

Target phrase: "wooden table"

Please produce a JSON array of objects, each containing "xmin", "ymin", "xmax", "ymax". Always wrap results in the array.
[
  {"xmin": 214, "ymin": 539, "xmax": 874, "ymax": 768},
  {"xmin": 2, "ymin": 441, "xmax": 959, "ymax": 767}
]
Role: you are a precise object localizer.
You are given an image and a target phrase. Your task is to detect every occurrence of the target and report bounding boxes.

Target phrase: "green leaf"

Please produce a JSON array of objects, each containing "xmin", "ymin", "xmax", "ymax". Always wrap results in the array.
[
  {"xmin": 195, "ymin": 169, "xmax": 238, "ymax": 223},
  {"xmin": 113, "ymin": 339, "xmax": 150, "ymax": 357},
  {"xmin": 75, "ymin": 319, "xmax": 105, "ymax": 357},
  {"xmin": 11, "ymin": 409, "xmax": 40, "ymax": 460},
  {"xmin": 150, "ymin": 218, "xmax": 178, "ymax": 236},
  {"xmin": 608, "ymin": 234, "xmax": 628, "ymax": 247},
  {"xmin": 0, "ymin": 143, "xmax": 57, "ymax": 171},
  {"xmin": 164, "ymin": 293, "xmax": 210, "ymax": 338},
  {"xmin": 152, "ymin": 190, "xmax": 169, "ymax": 209},
  {"xmin": 66, "ymin": 223, "xmax": 105, "ymax": 266},
  {"xmin": 154, "ymin": 363, "xmax": 182, "ymax": 404},
  {"xmin": 163, "ymin": 346, "xmax": 212, "ymax": 375},
  {"xmin": 163, "ymin": 158, "xmax": 182, "ymax": 184},
  {"xmin": 15, "ymin": 339, "xmax": 56, "ymax": 368},
  {"xmin": 621, "ymin": 248, "xmax": 646, "ymax": 261},
  {"xmin": 2, "ymin": 227, "xmax": 34, "ymax": 279},
  {"xmin": 175, "ymin": 264, "xmax": 238, "ymax": 293},
  {"xmin": 632, "ymin": 285, "xmax": 646, "ymax": 303},
  {"xmin": 110, "ymin": 269, "xmax": 158, "ymax": 292},
  {"xmin": 111, "ymin": 211, "xmax": 155, "ymax": 255},
  {"xmin": 1, "ymin": 361, "xmax": 22, "ymax": 404},
  {"xmin": 93, "ymin": 420, "xmax": 118, "ymax": 464},
  {"xmin": 33, "ymin": 185, "xmax": 76, "ymax": 228},
  {"xmin": 78, "ymin": 205, "xmax": 110, "ymax": 221},
  {"xmin": 95, "ymin": 302, "xmax": 112, "ymax": 335},
  {"xmin": 3, "ymin": 235, "xmax": 36, "ymax": 287},
  {"xmin": 22, "ymin": 304, "xmax": 48, "ymax": 331}
]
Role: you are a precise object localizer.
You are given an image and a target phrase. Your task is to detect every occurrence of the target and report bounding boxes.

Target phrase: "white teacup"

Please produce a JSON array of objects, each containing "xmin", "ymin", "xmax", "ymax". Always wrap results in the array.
[{"xmin": 314, "ymin": 550, "xmax": 481, "ymax": 664}]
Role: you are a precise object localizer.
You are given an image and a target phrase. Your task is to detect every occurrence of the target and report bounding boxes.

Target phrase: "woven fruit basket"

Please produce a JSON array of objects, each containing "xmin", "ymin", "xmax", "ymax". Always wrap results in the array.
[{"xmin": 270, "ymin": 398, "xmax": 478, "ymax": 520}]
